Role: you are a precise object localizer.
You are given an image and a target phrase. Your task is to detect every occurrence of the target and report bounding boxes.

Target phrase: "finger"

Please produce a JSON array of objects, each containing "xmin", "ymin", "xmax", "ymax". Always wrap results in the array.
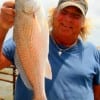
[
  {"xmin": 1, "ymin": 8, "xmax": 15, "ymax": 23},
  {"xmin": 2, "ymin": 13, "xmax": 15, "ymax": 23},
  {"xmin": 3, "ymin": 1, "xmax": 15, "ymax": 9},
  {"xmin": 1, "ymin": 7, "xmax": 15, "ymax": 17}
]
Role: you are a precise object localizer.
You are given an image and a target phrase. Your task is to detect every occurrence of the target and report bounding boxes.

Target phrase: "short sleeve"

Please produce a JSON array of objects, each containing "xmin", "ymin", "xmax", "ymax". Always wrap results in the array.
[
  {"xmin": 94, "ymin": 49, "xmax": 100, "ymax": 85},
  {"xmin": 2, "ymin": 38, "xmax": 16, "ymax": 64}
]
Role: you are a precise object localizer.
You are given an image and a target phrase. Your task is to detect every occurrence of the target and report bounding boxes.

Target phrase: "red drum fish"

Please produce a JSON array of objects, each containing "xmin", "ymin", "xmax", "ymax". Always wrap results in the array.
[{"xmin": 13, "ymin": 0, "xmax": 52, "ymax": 99}]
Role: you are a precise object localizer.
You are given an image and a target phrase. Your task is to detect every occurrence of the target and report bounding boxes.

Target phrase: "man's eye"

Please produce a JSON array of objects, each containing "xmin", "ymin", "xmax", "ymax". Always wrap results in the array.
[
  {"xmin": 60, "ymin": 10, "xmax": 82, "ymax": 19},
  {"xmin": 73, "ymin": 14, "xmax": 82, "ymax": 19},
  {"xmin": 61, "ymin": 10, "xmax": 68, "ymax": 15}
]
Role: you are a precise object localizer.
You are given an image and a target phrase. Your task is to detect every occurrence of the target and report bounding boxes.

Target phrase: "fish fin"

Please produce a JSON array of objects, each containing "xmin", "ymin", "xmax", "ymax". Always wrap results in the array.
[{"xmin": 45, "ymin": 59, "xmax": 52, "ymax": 80}]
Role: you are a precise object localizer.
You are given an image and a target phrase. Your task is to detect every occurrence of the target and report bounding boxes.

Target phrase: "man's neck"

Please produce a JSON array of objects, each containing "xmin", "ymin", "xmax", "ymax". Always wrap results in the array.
[{"xmin": 51, "ymin": 33, "xmax": 78, "ymax": 48}]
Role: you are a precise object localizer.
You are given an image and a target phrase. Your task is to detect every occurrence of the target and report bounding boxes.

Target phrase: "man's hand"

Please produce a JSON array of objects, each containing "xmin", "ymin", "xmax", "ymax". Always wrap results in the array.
[{"xmin": 0, "ymin": 1, "xmax": 15, "ymax": 30}]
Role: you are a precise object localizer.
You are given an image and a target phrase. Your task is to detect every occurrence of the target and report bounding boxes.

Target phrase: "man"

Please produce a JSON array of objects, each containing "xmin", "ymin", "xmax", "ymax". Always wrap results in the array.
[{"xmin": 0, "ymin": 0, "xmax": 100, "ymax": 100}]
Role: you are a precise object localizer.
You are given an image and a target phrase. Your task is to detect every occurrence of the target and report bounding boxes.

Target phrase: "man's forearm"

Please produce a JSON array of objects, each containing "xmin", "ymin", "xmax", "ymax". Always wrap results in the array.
[
  {"xmin": 94, "ymin": 85, "xmax": 100, "ymax": 100},
  {"xmin": 0, "ymin": 27, "xmax": 8, "ymax": 50}
]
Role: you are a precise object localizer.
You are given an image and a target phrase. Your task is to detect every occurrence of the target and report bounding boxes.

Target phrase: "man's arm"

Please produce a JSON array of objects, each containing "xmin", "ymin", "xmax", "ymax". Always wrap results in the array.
[
  {"xmin": 94, "ymin": 85, "xmax": 100, "ymax": 100},
  {"xmin": 0, "ymin": 1, "xmax": 15, "ymax": 69}
]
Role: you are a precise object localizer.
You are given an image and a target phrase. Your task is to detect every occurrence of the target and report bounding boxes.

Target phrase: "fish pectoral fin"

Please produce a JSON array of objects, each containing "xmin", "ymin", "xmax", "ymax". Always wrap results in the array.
[{"xmin": 45, "ymin": 59, "xmax": 52, "ymax": 80}]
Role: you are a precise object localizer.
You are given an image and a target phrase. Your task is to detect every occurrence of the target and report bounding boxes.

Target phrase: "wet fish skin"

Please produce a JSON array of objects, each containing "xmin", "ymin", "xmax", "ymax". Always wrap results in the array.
[{"xmin": 13, "ymin": 0, "xmax": 52, "ymax": 100}]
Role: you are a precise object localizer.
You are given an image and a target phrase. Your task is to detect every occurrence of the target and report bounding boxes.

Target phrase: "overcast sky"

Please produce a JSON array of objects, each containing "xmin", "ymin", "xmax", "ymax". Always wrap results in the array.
[{"xmin": 0, "ymin": 0, "xmax": 100, "ymax": 46}]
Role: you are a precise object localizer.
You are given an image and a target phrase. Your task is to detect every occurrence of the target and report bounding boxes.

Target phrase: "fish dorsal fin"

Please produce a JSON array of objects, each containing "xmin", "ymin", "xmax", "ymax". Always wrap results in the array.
[{"xmin": 45, "ymin": 59, "xmax": 52, "ymax": 80}]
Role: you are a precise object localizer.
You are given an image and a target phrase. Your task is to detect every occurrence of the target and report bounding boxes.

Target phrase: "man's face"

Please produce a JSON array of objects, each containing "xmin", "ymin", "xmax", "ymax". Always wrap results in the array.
[{"xmin": 52, "ymin": 6, "xmax": 85, "ymax": 46}]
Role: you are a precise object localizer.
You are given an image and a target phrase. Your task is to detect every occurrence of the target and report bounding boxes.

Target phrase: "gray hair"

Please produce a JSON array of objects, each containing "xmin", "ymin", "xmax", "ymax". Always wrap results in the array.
[{"xmin": 48, "ymin": 8, "xmax": 92, "ymax": 41}]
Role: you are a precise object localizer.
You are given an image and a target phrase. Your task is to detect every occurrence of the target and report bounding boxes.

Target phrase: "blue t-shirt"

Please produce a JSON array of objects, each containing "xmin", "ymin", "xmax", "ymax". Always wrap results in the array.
[{"xmin": 2, "ymin": 36, "xmax": 100, "ymax": 100}]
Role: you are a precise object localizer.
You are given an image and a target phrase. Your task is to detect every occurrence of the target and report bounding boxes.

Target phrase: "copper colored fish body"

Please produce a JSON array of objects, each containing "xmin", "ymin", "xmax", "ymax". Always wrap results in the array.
[{"xmin": 13, "ymin": 0, "xmax": 52, "ymax": 99}]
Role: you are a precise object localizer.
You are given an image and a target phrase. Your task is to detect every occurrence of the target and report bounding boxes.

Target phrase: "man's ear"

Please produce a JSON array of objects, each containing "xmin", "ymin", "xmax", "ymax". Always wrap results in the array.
[
  {"xmin": 53, "ymin": 9, "xmax": 58, "ymax": 18},
  {"xmin": 81, "ymin": 17, "xmax": 85, "ymax": 28}
]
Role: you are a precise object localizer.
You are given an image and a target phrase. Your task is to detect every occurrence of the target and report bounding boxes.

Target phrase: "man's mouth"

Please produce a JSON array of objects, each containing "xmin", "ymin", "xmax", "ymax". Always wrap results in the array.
[
  {"xmin": 60, "ymin": 23, "xmax": 73, "ymax": 31},
  {"xmin": 61, "ymin": 23, "xmax": 73, "ymax": 29}
]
